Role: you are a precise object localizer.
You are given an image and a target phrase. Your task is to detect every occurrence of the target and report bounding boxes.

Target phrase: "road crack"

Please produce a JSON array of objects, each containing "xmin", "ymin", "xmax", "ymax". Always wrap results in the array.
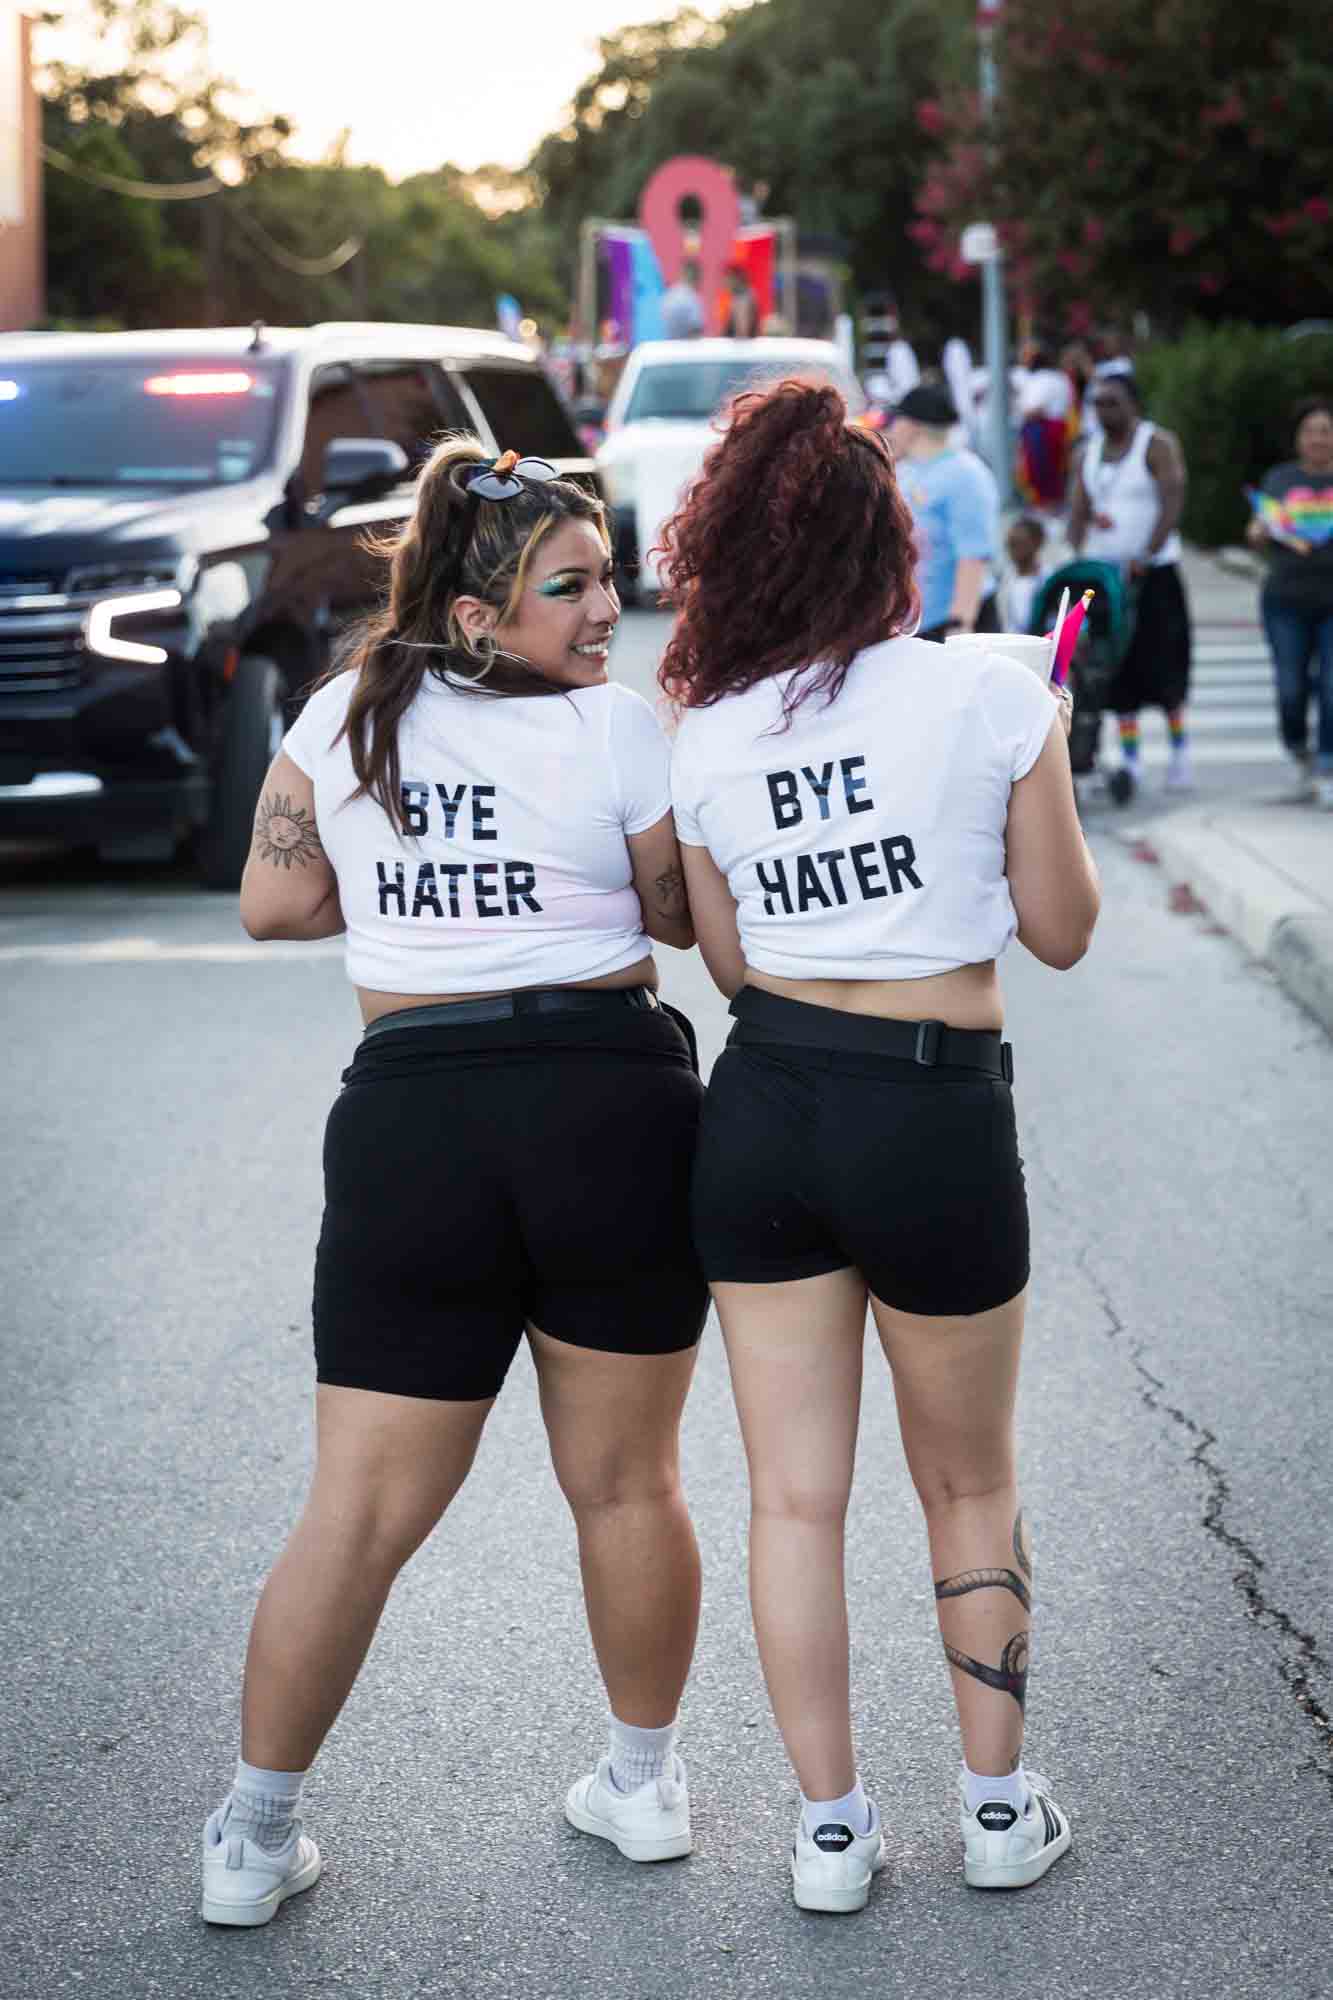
[{"xmin": 1073, "ymin": 1244, "xmax": 1333, "ymax": 1798}]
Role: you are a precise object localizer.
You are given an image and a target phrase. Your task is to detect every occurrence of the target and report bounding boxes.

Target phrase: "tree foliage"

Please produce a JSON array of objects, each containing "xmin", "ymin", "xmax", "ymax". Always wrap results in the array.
[
  {"xmin": 528, "ymin": 0, "xmax": 974, "ymax": 341},
  {"xmin": 914, "ymin": 0, "xmax": 1333, "ymax": 332},
  {"xmin": 34, "ymin": 0, "xmax": 564, "ymax": 332}
]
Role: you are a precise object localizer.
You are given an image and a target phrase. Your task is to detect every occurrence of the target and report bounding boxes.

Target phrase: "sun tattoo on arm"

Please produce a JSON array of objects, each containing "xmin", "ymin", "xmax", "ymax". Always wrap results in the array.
[
  {"xmin": 254, "ymin": 792, "xmax": 324, "ymax": 870},
  {"xmin": 653, "ymin": 862, "xmax": 688, "ymax": 920}
]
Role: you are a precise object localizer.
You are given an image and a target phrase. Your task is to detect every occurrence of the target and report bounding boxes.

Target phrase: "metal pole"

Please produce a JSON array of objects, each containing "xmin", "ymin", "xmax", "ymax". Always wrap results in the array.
[{"xmin": 979, "ymin": 23, "xmax": 1013, "ymax": 506}]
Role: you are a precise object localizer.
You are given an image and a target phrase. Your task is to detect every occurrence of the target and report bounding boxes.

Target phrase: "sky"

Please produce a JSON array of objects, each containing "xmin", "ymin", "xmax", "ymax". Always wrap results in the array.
[{"xmin": 37, "ymin": 0, "xmax": 740, "ymax": 180}]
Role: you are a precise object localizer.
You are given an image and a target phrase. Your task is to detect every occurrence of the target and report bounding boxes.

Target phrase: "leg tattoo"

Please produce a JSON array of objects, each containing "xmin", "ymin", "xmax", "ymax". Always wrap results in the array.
[
  {"xmin": 944, "ymin": 1632, "xmax": 1029, "ymax": 1714},
  {"xmin": 934, "ymin": 1567, "xmax": 1031, "ymax": 1614},
  {"xmin": 1013, "ymin": 1508, "xmax": 1033, "ymax": 1583}
]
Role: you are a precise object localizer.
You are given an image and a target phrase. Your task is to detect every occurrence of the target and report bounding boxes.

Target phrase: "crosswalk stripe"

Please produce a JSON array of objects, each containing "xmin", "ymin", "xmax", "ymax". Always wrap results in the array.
[{"xmin": 1082, "ymin": 629, "xmax": 1289, "ymax": 768}]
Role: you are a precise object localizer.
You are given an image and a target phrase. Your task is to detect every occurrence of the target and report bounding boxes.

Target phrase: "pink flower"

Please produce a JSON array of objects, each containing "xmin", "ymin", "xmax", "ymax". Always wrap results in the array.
[
  {"xmin": 1198, "ymin": 272, "xmax": 1223, "ymax": 295},
  {"xmin": 1168, "ymin": 225, "xmax": 1199, "ymax": 255},
  {"xmin": 1304, "ymin": 197, "xmax": 1331, "ymax": 225},
  {"xmin": 917, "ymin": 99, "xmax": 947, "ymax": 137},
  {"xmin": 1082, "ymin": 217, "xmax": 1106, "ymax": 246}
]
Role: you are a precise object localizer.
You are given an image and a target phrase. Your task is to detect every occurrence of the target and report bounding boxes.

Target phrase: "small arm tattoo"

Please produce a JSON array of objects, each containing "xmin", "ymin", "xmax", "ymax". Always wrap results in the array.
[
  {"xmin": 254, "ymin": 792, "xmax": 323, "ymax": 870},
  {"xmin": 653, "ymin": 862, "xmax": 688, "ymax": 918}
]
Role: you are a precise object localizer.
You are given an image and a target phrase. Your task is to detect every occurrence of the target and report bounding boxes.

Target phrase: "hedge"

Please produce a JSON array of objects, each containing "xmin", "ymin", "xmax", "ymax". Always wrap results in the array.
[{"xmin": 1133, "ymin": 324, "xmax": 1333, "ymax": 549}]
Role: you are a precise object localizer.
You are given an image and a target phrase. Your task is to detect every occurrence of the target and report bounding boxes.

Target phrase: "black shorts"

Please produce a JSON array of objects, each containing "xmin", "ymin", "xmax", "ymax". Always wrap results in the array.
[
  {"xmin": 692, "ymin": 988, "xmax": 1029, "ymax": 1317},
  {"xmin": 1112, "ymin": 563, "xmax": 1191, "ymax": 714},
  {"xmin": 313, "ymin": 991, "xmax": 709, "ymax": 1401}
]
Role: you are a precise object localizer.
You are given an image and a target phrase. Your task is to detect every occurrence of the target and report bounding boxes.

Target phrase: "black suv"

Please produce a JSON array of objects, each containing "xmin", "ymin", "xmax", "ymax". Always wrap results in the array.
[{"xmin": 0, "ymin": 323, "xmax": 598, "ymax": 885}]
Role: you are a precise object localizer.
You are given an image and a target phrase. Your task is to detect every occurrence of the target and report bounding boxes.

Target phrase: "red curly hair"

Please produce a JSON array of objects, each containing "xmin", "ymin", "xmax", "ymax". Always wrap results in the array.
[{"xmin": 656, "ymin": 378, "xmax": 919, "ymax": 719}]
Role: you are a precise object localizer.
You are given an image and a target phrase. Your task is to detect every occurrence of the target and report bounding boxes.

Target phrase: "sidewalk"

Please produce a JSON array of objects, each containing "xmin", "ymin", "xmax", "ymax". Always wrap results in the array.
[{"xmin": 1122, "ymin": 546, "xmax": 1333, "ymax": 1037}]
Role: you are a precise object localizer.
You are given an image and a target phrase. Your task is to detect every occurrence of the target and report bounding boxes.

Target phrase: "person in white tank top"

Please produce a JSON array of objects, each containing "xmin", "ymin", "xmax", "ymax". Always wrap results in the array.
[
  {"xmin": 1070, "ymin": 373, "xmax": 1193, "ymax": 802},
  {"xmin": 655, "ymin": 377, "xmax": 1098, "ymax": 1908},
  {"xmin": 198, "ymin": 442, "xmax": 709, "ymax": 1927}
]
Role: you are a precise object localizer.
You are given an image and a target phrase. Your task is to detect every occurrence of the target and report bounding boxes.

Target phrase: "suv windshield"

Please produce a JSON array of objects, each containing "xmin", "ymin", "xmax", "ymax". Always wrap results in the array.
[
  {"xmin": 624, "ymin": 357, "xmax": 862, "ymax": 423},
  {"xmin": 460, "ymin": 366, "xmax": 582, "ymax": 460},
  {"xmin": 0, "ymin": 357, "xmax": 284, "ymax": 487}
]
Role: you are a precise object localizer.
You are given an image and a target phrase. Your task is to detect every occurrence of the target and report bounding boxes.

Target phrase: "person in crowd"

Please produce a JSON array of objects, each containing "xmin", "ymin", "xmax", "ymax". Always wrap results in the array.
[
  {"xmin": 662, "ymin": 258, "xmax": 706, "ymax": 341},
  {"xmin": 1246, "ymin": 397, "xmax": 1333, "ymax": 808},
  {"xmin": 1000, "ymin": 515, "xmax": 1050, "ymax": 633},
  {"xmin": 1068, "ymin": 372, "xmax": 1192, "ymax": 801},
  {"xmin": 889, "ymin": 383, "xmax": 1001, "ymax": 639},
  {"xmin": 722, "ymin": 264, "xmax": 760, "ymax": 340},
  {"xmin": 1015, "ymin": 336, "xmax": 1075, "ymax": 518},
  {"xmin": 1060, "ymin": 339, "xmax": 1097, "ymax": 445},
  {"xmin": 658, "ymin": 378, "xmax": 1098, "ymax": 1912},
  {"xmin": 878, "ymin": 299, "xmax": 922, "ymax": 408},
  {"xmin": 942, "ymin": 335, "xmax": 977, "ymax": 448},
  {"xmin": 201, "ymin": 443, "xmax": 709, "ymax": 1928}
]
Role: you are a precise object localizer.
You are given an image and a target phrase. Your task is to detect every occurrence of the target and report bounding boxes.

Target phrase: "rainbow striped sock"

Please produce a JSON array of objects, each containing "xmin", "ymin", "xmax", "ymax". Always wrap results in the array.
[
  {"xmin": 1168, "ymin": 710, "xmax": 1188, "ymax": 749},
  {"xmin": 1118, "ymin": 716, "xmax": 1141, "ymax": 763}
]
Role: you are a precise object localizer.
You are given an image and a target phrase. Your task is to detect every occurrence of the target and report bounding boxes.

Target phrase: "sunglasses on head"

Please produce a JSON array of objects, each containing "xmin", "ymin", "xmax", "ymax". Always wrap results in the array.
[{"xmin": 456, "ymin": 452, "xmax": 559, "ymax": 502}]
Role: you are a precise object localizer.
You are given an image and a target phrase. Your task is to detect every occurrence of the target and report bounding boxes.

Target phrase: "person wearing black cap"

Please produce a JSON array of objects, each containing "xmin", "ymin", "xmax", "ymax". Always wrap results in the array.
[{"xmin": 889, "ymin": 384, "xmax": 1001, "ymax": 642}]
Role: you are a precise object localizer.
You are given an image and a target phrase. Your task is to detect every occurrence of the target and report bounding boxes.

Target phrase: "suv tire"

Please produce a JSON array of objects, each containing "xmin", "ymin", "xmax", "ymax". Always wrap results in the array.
[{"xmin": 199, "ymin": 653, "xmax": 284, "ymax": 890}]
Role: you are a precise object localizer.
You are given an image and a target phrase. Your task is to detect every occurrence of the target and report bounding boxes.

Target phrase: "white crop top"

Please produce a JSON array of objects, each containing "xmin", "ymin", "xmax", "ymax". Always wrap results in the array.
[
  {"xmin": 283, "ymin": 671, "xmax": 671, "ymax": 993},
  {"xmin": 670, "ymin": 637, "xmax": 1057, "ymax": 982}
]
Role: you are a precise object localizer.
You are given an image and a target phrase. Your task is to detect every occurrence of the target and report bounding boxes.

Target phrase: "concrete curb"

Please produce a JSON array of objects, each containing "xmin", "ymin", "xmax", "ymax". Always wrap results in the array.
[{"xmin": 1126, "ymin": 812, "xmax": 1333, "ymax": 1038}]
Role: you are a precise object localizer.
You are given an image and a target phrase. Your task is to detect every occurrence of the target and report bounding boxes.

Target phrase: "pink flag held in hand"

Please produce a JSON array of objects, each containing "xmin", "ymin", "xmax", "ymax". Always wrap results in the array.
[{"xmin": 1048, "ymin": 590, "xmax": 1093, "ymax": 689}]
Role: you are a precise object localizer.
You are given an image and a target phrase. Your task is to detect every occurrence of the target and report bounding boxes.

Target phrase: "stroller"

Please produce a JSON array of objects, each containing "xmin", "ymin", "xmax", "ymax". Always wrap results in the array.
[{"xmin": 1027, "ymin": 560, "xmax": 1138, "ymax": 776}]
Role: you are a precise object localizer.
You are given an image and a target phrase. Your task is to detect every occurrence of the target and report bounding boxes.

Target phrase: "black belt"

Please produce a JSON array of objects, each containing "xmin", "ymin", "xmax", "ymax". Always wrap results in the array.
[
  {"xmin": 729, "ymin": 987, "xmax": 1013, "ymax": 1081},
  {"xmin": 363, "ymin": 986, "xmax": 659, "ymax": 1037}
]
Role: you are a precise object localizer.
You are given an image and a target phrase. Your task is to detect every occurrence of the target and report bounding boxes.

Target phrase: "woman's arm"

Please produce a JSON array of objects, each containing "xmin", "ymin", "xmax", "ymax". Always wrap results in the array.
[
  {"xmin": 626, "ymin": 811, "xmax": 696, "ymax": 950},
  {"xmin": 679, "ymin": 840, "xmax": 746, "ymax": 997},
  {"xmin": 1004, "ymin": 717, "xmax": 1100, "ymax": 970},
  {"xmin": 238, "ymin": 751, "xmax": 345, "ymax": 941}
]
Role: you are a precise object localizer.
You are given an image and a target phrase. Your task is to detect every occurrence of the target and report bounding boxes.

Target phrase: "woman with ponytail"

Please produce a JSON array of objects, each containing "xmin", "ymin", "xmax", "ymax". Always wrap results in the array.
[
  {"xmin": 201, "ymin": 438, "xmax": 708, "ymax": 1927},
  {"xmin": 660, "ymin": 380, "xmax": 1099, "ymax": 1910}
]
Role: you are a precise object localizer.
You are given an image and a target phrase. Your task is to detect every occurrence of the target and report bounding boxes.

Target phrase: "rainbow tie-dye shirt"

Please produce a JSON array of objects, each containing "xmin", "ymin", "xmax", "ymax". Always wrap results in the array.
[{"xmin": 1261, "ymin": 463, "xmax": 1333, "ymax": 609}]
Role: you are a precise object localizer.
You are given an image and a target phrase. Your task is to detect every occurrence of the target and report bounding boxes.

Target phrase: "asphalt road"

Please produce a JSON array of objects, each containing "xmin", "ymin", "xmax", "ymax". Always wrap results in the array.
[{"xmin": 2, "ymin": 610, "xmax": 1330, "ymax": 1999}]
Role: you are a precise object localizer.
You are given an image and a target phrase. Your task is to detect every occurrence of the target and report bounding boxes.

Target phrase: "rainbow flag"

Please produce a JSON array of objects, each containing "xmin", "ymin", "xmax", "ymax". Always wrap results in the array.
[{"xmin": 1246, "ymin": 485, "xmax": 1333, "ymax": 549}]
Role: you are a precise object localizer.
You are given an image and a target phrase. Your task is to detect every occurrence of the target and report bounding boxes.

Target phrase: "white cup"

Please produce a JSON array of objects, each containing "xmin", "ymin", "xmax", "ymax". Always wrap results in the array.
[{"xmin": 944, "ymin": 630, "xmax": 1052, "ymax": 680}]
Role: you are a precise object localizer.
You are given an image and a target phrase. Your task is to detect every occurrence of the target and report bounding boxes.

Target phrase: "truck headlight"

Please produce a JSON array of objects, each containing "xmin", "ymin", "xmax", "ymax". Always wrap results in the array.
[{"xmin": 84, "ymin": 588, "xmax": 184, "ymax": 666}]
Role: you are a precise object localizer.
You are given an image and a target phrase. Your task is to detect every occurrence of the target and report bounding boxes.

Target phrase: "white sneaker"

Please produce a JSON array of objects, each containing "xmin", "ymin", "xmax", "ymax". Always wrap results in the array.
[
  {"xmin": 200, "ymin": 1802, "xmax": 321, "ymax": 1926},
  {"xmin": 960, "ymin": 1772, "xmax": 1071, "ymax": 1890},
  {"xmin": 790, "ymin": 1807, "xmax": 887, "ymax": 1913},
  {"xmin": 564, "ymin": 1754, "xmax": 692, "ymax": 1862},
  {"xmin": 1165, "ymin": 747, "xmax": 1195, "ymax": 792},
  {"xmin": 1315, "ymin": 776, "xmax": 1333, "ymax": 811}
]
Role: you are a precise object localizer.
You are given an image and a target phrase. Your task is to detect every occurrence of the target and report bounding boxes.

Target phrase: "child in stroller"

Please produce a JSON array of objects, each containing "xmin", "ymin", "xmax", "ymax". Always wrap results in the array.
[{"xmin": 1026, "ymin": 560, "xmax": 1137, "ymax": 779}]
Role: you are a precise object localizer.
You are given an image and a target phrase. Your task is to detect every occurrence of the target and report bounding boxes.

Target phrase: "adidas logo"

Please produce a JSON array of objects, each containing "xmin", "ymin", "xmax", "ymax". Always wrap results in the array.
[
  {"xmin": 812, "ymin": 1824, "xmax": 854, "ymax": 1852},
  {"xmin": 977, "ymin": 1804, "xmax": 1019, "ymax": 1830}
]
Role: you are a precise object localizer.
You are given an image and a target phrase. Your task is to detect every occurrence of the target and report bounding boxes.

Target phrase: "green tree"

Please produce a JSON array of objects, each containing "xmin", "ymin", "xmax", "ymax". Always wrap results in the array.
[
  {"xmin": 914, "ymin": 0, "xmax": 1333, "ymax": 332},
  {"xmin": 528, "ymin": 0, "xmax": 973, "ymax": 341}
]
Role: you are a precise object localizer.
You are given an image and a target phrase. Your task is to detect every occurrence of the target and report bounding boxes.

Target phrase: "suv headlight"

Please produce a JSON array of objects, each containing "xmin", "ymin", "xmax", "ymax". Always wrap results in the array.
[{"xmin": 76, "ymin": 559, "xmax": 194, "ymax": 666}]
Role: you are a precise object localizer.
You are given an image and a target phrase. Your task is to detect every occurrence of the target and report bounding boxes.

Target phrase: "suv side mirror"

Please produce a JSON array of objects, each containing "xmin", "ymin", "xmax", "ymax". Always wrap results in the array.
[{"xmin": 321, "ymin": 437, "xmax": 410, "ymax": 500}]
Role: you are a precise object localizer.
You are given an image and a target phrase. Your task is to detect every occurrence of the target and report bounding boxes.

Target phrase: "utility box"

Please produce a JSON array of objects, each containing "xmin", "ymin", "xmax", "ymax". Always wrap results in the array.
[{"xmin": 0, "ymin": 7, "xmax": 45, "ymax": 330}]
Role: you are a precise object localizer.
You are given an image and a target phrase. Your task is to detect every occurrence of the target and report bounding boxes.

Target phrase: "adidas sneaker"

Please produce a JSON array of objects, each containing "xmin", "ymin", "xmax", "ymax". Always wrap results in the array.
[
  {"xmin": 200, "ymin": 1803, "xmax": 321, "ymax": 1926},
  {"xmin": 790, "ymin": 1809, "xmax": 886, "ymax": 1914},
  {"xmin": 564, "ymin": 1754, "xmax": 692, "ymax": 1862},
  {"xmin": 960, "ymin": 1772, "xmax": 1071, "ymax": 1890}
]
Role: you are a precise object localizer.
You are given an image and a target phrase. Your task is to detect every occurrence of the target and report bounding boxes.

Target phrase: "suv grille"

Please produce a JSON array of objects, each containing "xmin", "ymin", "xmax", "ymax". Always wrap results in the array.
[{"xmin": 0, "ymin": 570, "xmax": 87, "ymax": 693}]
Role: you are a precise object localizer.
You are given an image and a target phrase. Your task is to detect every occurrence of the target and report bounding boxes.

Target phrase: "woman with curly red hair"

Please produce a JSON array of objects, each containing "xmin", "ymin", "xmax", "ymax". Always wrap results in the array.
[{"xmin": 659, "ymin": 379, "xmax": 1100, "ymax": 1911}]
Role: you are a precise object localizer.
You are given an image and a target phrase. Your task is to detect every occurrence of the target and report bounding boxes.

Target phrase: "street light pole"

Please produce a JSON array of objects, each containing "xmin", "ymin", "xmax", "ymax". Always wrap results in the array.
[{"xmin": 978, "ymin": 5, "xmax": 1013, "ymax": 506}]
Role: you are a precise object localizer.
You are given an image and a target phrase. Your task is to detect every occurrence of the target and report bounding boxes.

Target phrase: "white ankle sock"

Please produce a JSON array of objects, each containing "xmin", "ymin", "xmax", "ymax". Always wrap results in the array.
[
  {"xmin": 963, "ymin": 1761, "xmax": 1029, "ymax": 1816},
  {"xmin": 223, "ymin": 1757, "xmax": 307, "ymax": 1852},
  {"xmin": 608, "ymin": 1716, "xmax": 676, "ymax": 1793},
  {"xmin": 801, "ymin": 1777, "xmax": 872, "ymax": 1837}
]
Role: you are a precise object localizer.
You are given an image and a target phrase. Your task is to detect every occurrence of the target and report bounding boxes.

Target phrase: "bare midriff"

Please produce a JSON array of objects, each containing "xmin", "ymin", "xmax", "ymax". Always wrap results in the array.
[
  {"xmin": 356, "ymin": 953, "xmax": 660, "ymax": 1026},
  {"xmin": 745, "ymin": 959, "xmax": 1003, "ymax": 1032}
]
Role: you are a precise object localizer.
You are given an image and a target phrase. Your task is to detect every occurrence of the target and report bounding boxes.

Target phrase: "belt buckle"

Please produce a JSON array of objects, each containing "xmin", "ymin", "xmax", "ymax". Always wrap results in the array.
[{"xmin": 913, "ymin": 1020, "xmax": 943, "ymax": 1067}]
